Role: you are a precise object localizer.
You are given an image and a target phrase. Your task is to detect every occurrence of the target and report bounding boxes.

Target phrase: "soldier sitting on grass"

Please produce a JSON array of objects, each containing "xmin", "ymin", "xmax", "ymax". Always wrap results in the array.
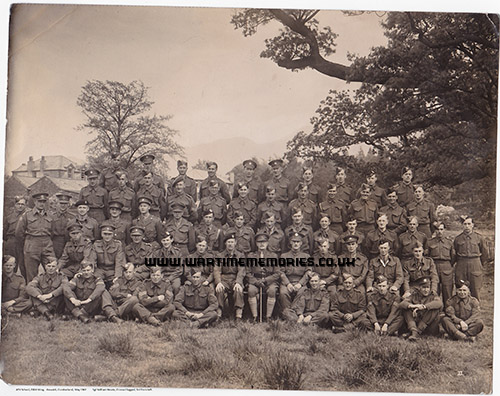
[
  {"xmin": 441, "ymin": 279, "xmax": 484, "ymax": 342},
  {"xmin": 1, "ymin": 255, "xmax": 32, "ymax": 317},
  {"xmin": 137, "ymin": 266, "xmax": 175, "ymax": 323},
  {"xmin": 63, "ymin": 260, "xmax": 122, "ymax": 324}
]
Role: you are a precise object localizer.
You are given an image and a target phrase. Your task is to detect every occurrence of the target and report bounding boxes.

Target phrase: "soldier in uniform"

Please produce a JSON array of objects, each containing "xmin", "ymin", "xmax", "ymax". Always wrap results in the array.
[
  {"xmin": 246, "ymin": 232, "xmax": 280, "ymax": 321},
  {"xmin": 214, "ymin": 233, "xmax": 246, "ymax": 319},
  {"xmin": 283, "ymin": 273, "xmax": 330, "ymax": 327},
  {"xmin": 3, "ymin": 195, "xmax": 27, "ymax": 276},
  {"xmin": 166, "ymin": 177, "xmax": 197, "ymax": 223},
  {"xmin": 393, "ymin": 166, "xmax": 415, "ymax": 209},
  {"xmin": 79, "ymin": 169, "xmax": 108, "ymax": 224},
  {"xmin": 164, "ymin": 203, "xmax": 196, "ymax": 256},
  {"xmin": 363, "ymin": 214, "xmax": 399, "ymax": 259},
  {"xmin": 356, "ymin": 169, "xmax": 386, "ymax": 208},
  {"xmin": 366, "ymin": 275, "xmax": 404, "ymax": 336},
  {"xmin": 256, "ymin": 184, "xmax": 288, "ymax": 230},
  {"xmin": 366, "ymin": 240, "xmax": 403, "ymax": 294},
  {"xmin": 137, "ymin": 266, "xmax": 175, "ymax": 322},
  {"xmin": 279, "ymin": 233, "xmax": 311, "ymax": 312},
  {"xmin": 63, "ymin": 260, "xmax": 122, "ymax": 323},
  {"xmin": 70, "ymin": 199, "xmax": 100, "ymax": 242},
  {"xmin": 152, "ymin": 231, "xmax": 183, "ymax": 296},
  {"xmin": 330, "ymin": 273, "xmax": 370, "ymax": 332},
  {"xmin": 284, "ymin": 208, "xmax": 314, "ymax": 255},
  {"xmin": 93, "ymin": 223, "xmax": 126, "ymax": 287},
  {"xmin": 339, "ymin": 234, "xmax": 369, "ymax": 293},
  {"xmin": 198, "ymin": 180, "xmax": 227, "ymax": 227},
  {"xmin": 288, "ymin": 182, "xmax": 317, "ymax": 228},
  {"xmin": 400, "ymin": 276, "xmax": 443, "ymax": 341},
  {"xmin": 232, "ymin": 159, "xmax": 261, "ymax": 204},
  {"xmin": 441, "ymin": 279, "xmax": 484, "ymax": 341},
  {"xmin": 312, "ymin": 238, "xmax": 340, "ymax": 298},
  {"xmin": 402, "ymin": 241, "xmax": 439, "ymax": 298},
  {"xmin": 224, "ymin": 210, "xmax": 255, "ymax": 255},
  {"xmin": 132, "ymin": 196, "xmax": 163, "ymax": 248},
  {"xmin": 406, "ymin": 185, "xmax": 437, "ymax": 238},
  {"xmin": 100, "ymin": 151, "xmax": 125, "ymax": 192},
  {"xmin": 319, "ymin": 183, "xmax": 347, "ymax": 235},
  {"xmin": 109, "ymin": 171, "xmax": 136, "ymax": 222},
  {"xmin": 58, "ymin": 223, "xmax": 95, "ymax": 279},
  {"xmin": 15, "ymin": 192, "xmax": 56, "ymax": 282},
  {"xmin": 172, "ymin": 270, "xmax": 218, "ymax": 328},
  {"xmin": 109, "ymin": 263, "xmax": 161, "ymax": 325},
  {"xmin": 185, "ymin": 235, "xmax": 214, "ymax": 285},
  {"xmin": 133, "ymin": 154, "xmax": 166, "ymax": 195},
  {"xmin": 136, "ymin": 172, "xmax": 166, "ymax": 219},
  {"xmin": 379, "ymin": 187, "xmax": 407, "ymax": 235},
  {"xmin": 227, "ymin": 182, "xmax": 257, "ymax": 229},
  {"xmin": 339, "ymin": 217, "xmax": 365, "ymax": 255},
  {"xmin": 26, "ymin": 258, "xmax": 66, "ymax": 320},
  {"xmin": 169, "ymin": 160, "xmax": 197, "ymax": 201},
  {"xmin": 256, "ymin": 211, "xmax": 286, "ymax": 255},
  {"xmin": 107, "ymin": 200, "xmax": 131, "ymax": 247},
  {"xmin": 1, "ymin": 255, "xmax": 32, "ymax": 316},
  {"xmin": 428, "ymin": 221, "xmax": 455, "ymax": 305},
  {"xmin": 312, "ymin": 215, "xmax": 340, "ymax": 256},
  {"xmin": 51, "ymin": 193, "xmax": 75, "ymax": 259},
  {"xmin": 268, "ymin": 159, "xmax": 293, "ymax": 206},
  {"xmin": 453, "ymin": 216, "xmax": 488, "ymax": 301},
  {"xmin": 398, "ymin": 216, "xmax": 428, "ymax": 267},
  {"xmin": 125, "ymin": 226, "xmax": 153, "ymax": 281},
  {"xmin": 299, "ymin": 166, "xmax": 322, "ymax": 205},
  {"xmin": 199, "ymin": 161, "xmax": 231, "ymax": 204},
  {"xmin": 195, "ymin": 209, "xmax": 223, "ymax": 253},
  {"xmin": 348, "ymin": 183, "xmax": 377, "ymax": 237},
  {"xmin": 335, "ymin": 167, "xmax": 353, "ymax": 205}
]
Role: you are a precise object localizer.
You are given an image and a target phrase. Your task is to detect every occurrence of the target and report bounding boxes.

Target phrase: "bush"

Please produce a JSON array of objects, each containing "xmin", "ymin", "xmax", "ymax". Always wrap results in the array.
[
  {"xmin": 262, "ymin": 350, "xmax": 306, "ymax": 390},
  {"xmin": 97, "ymin": 330, "xmax": 134, "ymax": 357}
]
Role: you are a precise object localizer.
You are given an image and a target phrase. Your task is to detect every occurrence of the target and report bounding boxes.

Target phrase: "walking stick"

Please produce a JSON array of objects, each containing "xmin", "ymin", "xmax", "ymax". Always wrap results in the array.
[{"xmin": 259, "ymin": 285, "xmax": 263, "ymax": 323}]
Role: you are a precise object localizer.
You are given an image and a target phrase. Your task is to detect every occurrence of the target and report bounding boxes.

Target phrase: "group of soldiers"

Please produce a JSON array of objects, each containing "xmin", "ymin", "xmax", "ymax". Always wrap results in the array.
[{"xmin": 2, "ymin": 154, "xmax": 487, "ymax": 341}]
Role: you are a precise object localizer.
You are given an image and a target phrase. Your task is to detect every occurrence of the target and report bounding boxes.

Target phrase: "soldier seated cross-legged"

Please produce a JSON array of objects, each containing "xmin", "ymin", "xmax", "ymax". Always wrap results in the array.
[
  {"xmin": 137, "ymin": 266, "xmax": 175, "ymax": 323},
  {"xmin": 1, "ymin": 255, "xmax": 32, "ymax": 317}
]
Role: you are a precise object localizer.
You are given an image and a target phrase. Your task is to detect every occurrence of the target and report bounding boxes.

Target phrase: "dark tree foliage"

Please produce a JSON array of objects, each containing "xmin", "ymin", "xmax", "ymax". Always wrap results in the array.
[{"xmin": 232, "ymin": 10, "xmax": 498, "ymax": 186}]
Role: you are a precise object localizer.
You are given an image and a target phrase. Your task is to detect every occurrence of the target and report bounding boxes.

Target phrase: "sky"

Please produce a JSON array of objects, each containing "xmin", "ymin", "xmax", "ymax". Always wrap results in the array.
[{"xmin": 4, "ymin": 3, "xmax": 389, "ymax": 174}]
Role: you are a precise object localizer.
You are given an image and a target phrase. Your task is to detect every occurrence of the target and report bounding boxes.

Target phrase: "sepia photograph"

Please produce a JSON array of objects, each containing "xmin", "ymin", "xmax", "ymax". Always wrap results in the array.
[{"xmin": 0, "ymin": 0, "xmax": 497, "ymax": 393}]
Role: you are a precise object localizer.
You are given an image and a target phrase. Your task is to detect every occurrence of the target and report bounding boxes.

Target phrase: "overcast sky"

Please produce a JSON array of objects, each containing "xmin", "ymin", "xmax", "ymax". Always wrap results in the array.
[{"xmin": 4, "ymin": 3, "xmax": 389, "ymax": 173}]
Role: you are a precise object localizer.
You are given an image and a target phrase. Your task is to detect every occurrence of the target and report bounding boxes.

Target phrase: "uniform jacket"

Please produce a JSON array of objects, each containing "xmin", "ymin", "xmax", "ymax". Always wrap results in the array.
[{"xmin": 174, "ymin": 283, "xmax": 218, "ymax": 313}]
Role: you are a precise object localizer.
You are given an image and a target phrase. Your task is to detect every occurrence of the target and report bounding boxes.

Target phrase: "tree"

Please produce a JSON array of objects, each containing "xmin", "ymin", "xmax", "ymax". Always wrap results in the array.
[
  {"xmin": 233, "ymin": 11, "xmax": 498, "ymax": 186},
  {"xmin": 77, "ymin": 80, "xmax": 183, "ymax": 176}
]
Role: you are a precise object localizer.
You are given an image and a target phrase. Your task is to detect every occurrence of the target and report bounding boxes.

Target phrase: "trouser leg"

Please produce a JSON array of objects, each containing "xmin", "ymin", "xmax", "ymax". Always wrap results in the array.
[
  {"xmin": 466, "ymin": 319, "xmax": 484, "ymax": 336},
  {"xmin": 282, "ymin": 308, "xmax": 299, "ymax": 322},
  {"xmin": 117, "ymin": 296, "xmax": 139, "ymax": 317}
]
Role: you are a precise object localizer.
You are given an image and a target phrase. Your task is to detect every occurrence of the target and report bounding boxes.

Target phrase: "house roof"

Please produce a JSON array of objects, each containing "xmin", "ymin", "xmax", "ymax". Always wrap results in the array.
[
  {"xmin": 46, "ymin": 176, "xmax": 87, "ymax": 193},
  {"xmin": 13, "ymin": 175, "xmax": 39, "ymax": 188},
  {"xmin": 13, "ymin": 155, "xmax": 85, "ymax": 173}
]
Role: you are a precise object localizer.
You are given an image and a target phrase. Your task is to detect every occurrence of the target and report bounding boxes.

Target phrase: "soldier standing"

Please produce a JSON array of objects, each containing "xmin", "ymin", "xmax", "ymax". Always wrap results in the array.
[
  {"xmin": 132, "ymin": 196, "xmax": 163, "ymax": 248},
  {"xmin": 169, "ymin": 160, "xmax": 197, "ymax": 202},
  {"xmin": 379, "ymin": 187, "xmax": 407, "ymax": 235},
  {"xmin": 109, "ymin": 171, "xmax": 136, "ymax": 222},
  {"xmin": 93, "ymin": 223, "xmax": 126, "ymax": 287},
  {"xmin": 70, "ymin": 199, "xmax": 100, "ymax": 241},
  {"xmin": 256, "ymin": 185, "xmax": 288, "ymax": 230},
  {"xmin": 199, "ymin": 161, "xmax": 231, "ymax": 204},
  {"xmin": 125, "ymin": 226, "xmax": 153, "ymax": 281},
  {"xmin": 227, "ymin": 182, "xmax": 257, "ymax": 229},
  {"xmin": 393, "ymin": 166, "xmax": 415, "ymax": 209},
  {"xmin": 198, "ymin": 180, "xmax": 227, "ymax": 227},
  {"xmin": 166, "ymin": 177, "xmax": 197, "ymax": 223},
  {"xmin": 3, "ymin": 195, "xmax": 27, "ymax": 276},
  {"xmin": 232, "ymin": 159, "xmax": 261, "ymax": 204},
  {"xmin": 133, "ymin": 154, "xmax": 166, "ymax": 195},
  {"xmin": 79, "ymin": 169, "xmax": 108, "ymax": 223},
  {"xmin": 406, "ymin": 185, "xmax": 437, "ymax": 238},
  {"xmin": 136, "ymin": 172, "xmax": 166, "ymax": 220},
  {"xmin": 288, "ymin": 183, "xmax": 317, "ymax": 228},
  {"xmin": 268, "ymin": 159, "xmax": 293, "ymax": 206},
  {"xmin": 51, "ymin": 193, "xmax": 75, "ymax": 259},
  {"xmin": 256, "ymin": 211, "xmax": 286, "ymax": 255},
  {"xmin": 100, "ymin": 151, "xmax": 125, "ymax": 192},
  {"xmin": 319, "ymin": 183, "xmax": 347, "ymax": 235},
  {"xmin": 106, "ymin": 200, "xmax": 131, "ymax": 247},
  {"xmin": 428, "ymin": 221, "xmax": 455, "ymax": 305},
  {"xmin": 348, "ymin": 183, "xmax": 377, "ymax": 237}
]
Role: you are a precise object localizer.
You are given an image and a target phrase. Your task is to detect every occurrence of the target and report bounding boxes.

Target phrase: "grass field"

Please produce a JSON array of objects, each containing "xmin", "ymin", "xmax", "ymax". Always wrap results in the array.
[{"xmin": 0, "ymin": 232, "xmax": 494, "ymax": 393}]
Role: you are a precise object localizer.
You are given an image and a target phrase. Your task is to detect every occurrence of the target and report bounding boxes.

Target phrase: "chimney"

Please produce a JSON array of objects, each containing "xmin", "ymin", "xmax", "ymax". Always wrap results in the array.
[
  {"xmin": 40, "ymin": 156, "xmax": 46, "ymax": 176},
  {"xmin": 27, "ymin": 156, "xmax": 34, "ymax": 174}
]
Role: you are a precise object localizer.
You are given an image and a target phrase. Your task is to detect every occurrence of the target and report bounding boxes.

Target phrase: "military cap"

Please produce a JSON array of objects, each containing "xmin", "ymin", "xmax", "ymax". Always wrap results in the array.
[
  {"xmin": 342, "ymin": 272, "xmax": 354, "ymax": 282},
  {"xmin": 223, "ymin": 233, "xmax": 236, "ymax": 243},
  {"xmin": 14, "ymin": 195, "xmax": 27, "ymax": 203},
  {"xmin": 378, "ymin": 238, "xmax": 390, "ymax": 246},
  {"xmin": 75, "ymin": 199, "xmax": 90, "ymax": 207},
  {"xmin": 111, "ymin": 151, "xmax": 119, "ymax": 159},
  {"xmin": 360, "ymin": 183, "xmax": 371, "ymax": 192},
  {"xmin": 100, "ymin": 222, "xmax": 116, "ymax": 232},
  {"xmin": 262, "ymin": 211, "xmax": 275, "ymax": 220},
  {"xmin": 115, "ymin": 170, "xmax": 127, "ymax": 179},
  {"xmin": 161, "ymin": 230, "xmax": 173, "ymax": 239},
  {"xmin": 346, "ymin": 216, "xmax": 357, "ymax": 223},
  {"xmin": 268, "ymin": 159, "xmax": 284, "ymax": 167},
  {"xmin": 401, "ymin": 166, "xmax": 412, "ymax": 175},
  {"xmin": 177, "ymin": 160, "xmax": 188, "ymax": 167},
  {"xmin": 55, "ymin": 192, "xmax": 72, "ymax": 202},
  {"xmin": 236, "ymin": 182, "xmax": 248, "ymax": 190},
  {"xmin": 80, "ymin": 260, "xmax": 95, "ymax": 270},
  {"xmin": 296, "ymin": 182, "xmax": 308, "ymax": 191},
  {"xmin": 375, "ymin": 274, "xmax": 388, "ymax": 284},
  {"xmin": 84, "ymin": 169, "xmax": 100, "ymax": 178},
  {"xmin": 460, "ymin": 215, "xmax": 473, "ymax": 223},
  {"xmin": 202, "ymin": 208, "xmax": 214, "ymax": 217},
  {"xmin": 367, "ymin": 169, "xmax": 377, "ymax": 177},
  {"xmin": 196, "ymin": 234, "xmax": 208, "ymax": 243},
  {"xmin": 243, "ymin": 159, "xmax": 257, "ymax": 169},
  {"xmin": 255, "ymin": 232, "xmax": 269, "ymax": 242},
  {"xmin": 327, "ymin": 183, "xmax": 337, "ymax": 190},
  {"xmin": 417, "ymin": 276, "xmax": 431, "ymax": 286},
  {"xmin": 45, "ymin": 256, "xmax": 58, "ymax": 265},
  {"xmin": 290, "ymin": 232, "xmax": 302, "ymax": 242},
  {"xmin": 265, "ymin": 184, "xmax": 276, "ymax": 193},
  {"xmin": 67, "ymin": 223, "xmax": 83, "ymax": 233},
  {"xmin": 137, "ymin": 196, "xmax": 152, "ymax": 206},
  {"xmin": 387, "ymin": 185, "xmax": 398, "ymax": 195},
  {"xmin": 343, "ymin": 234, "xmax": 359, "ymax": 244},
  {"xmin": 32, "ymin": 192, "xmax": 49, "ymax": 201},
  {"xmin": 291, "ymin": 207, "xmax": 303, "ymax": 215},
  {"xmin": 336, "ymin": 166, "xmax": 346, "ymax": 174},
  {"xmin": 171, "ymin": 176, "xmax": 184, "ymax": 188},
  {"xmin": 140, "ymin": 154, "xmax": 155, "ymax": 163},
  {"xmin": 456, "ymin": 279, "xmax": 471, "ymax": 289},
  {"xmin": 208, "ymin": 179, "xmax": 220, "ymax": 187},
  {"xmin": 233, "ymin": 210, "xmax": 244, "ymax": 218},
  {"xmin": 129, "ymin": 226, "xmax": 145, "ymax": 236},
  {"xmin": 108, "ymin": 200, "xmax": 124, "ymax": 210},
  {"xmin": 171, "ymin": 202, "xmax": 185, "ymax": 212},
  {"xmin": 206, "ymin": 161, "xmax": 218, "ymax": 169}
]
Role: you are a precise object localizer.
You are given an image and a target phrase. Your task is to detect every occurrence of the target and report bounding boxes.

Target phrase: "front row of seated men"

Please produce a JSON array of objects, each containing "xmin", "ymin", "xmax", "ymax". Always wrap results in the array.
[{"xmin": 2, "ymin": 245, "xmax": 484, "ymax": 340}]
